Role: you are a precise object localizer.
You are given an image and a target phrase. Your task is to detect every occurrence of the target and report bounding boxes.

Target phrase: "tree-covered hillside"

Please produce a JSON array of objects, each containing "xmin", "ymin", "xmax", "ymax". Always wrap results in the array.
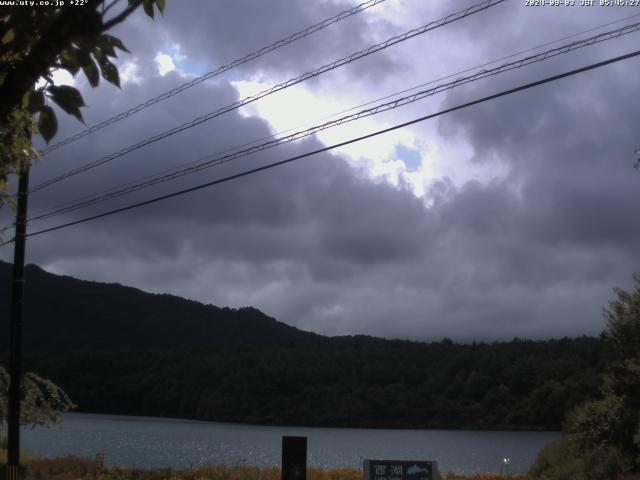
[
  {"xmin": 24, "ymin": 337, "xmax": 603, "ymax": 430},
  {"xmin": 0, "ymin": 261, "xmax": 606, "ymax": 430},
  {"xmin": 0, "ymin": 261, "xmax": 325, "ymax": 351}
]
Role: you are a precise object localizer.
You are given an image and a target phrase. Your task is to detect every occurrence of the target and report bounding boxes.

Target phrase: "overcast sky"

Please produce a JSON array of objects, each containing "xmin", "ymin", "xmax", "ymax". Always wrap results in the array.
[{"xmin": 2, "ymin": 0, "xmax": 639, "ymax": 342}]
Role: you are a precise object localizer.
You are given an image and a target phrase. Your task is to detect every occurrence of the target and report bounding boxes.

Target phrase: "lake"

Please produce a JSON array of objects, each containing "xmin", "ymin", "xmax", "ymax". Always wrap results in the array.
[{"xmin": 22, "ymin": 413, "xmax": 559, "ymax": 475}]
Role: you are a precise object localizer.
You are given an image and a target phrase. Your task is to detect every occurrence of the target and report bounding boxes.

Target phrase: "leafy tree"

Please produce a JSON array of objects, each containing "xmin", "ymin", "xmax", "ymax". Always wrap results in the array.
[
  {"xmin": 530, "ymin": 275, "xmax": 640, "ymax": 479},
  {"xmin": 0, "ymin": 365, "xmax": 75, "ymax": 443},
  {"xmin": 0, "ymin": 0, "xmax": 166, "ymax": 456},
  {"xmin": 603, "ymin": 274, "xmax": 640, "ymax": 402},
  {"xmin": 565, "ymin": 396, "xmax": 628, "ymax": 458},
  {"xmin": 0, "ymin": 0, "xmax": 166, "ymax": 209}
]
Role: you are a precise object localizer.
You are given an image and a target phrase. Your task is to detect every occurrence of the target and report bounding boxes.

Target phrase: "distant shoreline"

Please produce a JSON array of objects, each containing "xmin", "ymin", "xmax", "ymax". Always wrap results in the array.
[
  {"xmin": 60, "ymin": 411, "xmax": 562, "ymax": 434},
  {"xmin": 23, "ymin": 414, "xmax": 558, "ymax": 474},
  {"xmin": 3, "ymin": 263, "xmax": 603, "ymax": 434}
]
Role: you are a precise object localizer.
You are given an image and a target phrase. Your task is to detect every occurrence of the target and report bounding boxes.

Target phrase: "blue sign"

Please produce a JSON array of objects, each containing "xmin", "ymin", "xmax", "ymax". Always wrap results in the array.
[{"xmin": 363, "ymin": 460, "xmax": 437, "ymax": 480}]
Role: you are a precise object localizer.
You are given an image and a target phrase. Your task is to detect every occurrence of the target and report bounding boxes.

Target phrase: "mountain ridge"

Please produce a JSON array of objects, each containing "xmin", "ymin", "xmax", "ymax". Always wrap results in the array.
[
  {"xmin": 0, "ymin": 260, "xmax": 326, "ymax": 352},
  {"xmin": 0, "ymin": 260, "xmax": 605, "ymax": 430}
]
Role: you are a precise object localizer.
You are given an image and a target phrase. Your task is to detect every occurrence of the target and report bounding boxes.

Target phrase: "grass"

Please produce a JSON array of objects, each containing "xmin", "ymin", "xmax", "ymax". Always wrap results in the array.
[
  {"xmin": 0, "ymin": 449, "xmax": 38, "ymax": 464},
  {"xmin": 14, "ymin": 457, "xmax": 528, "ymax": 480},
  {"xmin": 5, "ymin": 455, "xmax": 638, "ymax": 480}
]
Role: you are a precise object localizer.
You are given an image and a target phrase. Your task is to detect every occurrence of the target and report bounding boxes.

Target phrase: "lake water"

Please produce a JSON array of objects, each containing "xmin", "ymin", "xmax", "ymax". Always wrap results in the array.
[{"xmin": 22, "ymin": 413, "xmax": 559, "ymax": 475}]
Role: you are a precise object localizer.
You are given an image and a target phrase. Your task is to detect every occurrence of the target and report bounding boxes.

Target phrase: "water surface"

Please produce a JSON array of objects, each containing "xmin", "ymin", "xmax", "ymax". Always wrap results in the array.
[{"xmin": 22, "ymin": 413, "xmax": 559, "ymax": 475}]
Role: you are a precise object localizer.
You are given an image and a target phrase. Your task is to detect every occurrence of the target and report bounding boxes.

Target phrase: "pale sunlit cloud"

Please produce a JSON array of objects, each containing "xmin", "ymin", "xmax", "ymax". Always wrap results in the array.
[{"xmin": 154, "ymin": 52, "xmax": 177, "ymax": 76}]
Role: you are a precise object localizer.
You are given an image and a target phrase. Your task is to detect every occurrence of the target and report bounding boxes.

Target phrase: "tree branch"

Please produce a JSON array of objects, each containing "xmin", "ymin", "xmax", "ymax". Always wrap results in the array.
[
  {"xmin": 0, "ymin": 2, "xmax": 104, "ymax": 121},
  {"xmin": 101, "ymin": 0, "xmax": 142, "ymax": 31},
  {"xmin": 102, "ymin": 0, "xmax": 120, "ymax": 15}
]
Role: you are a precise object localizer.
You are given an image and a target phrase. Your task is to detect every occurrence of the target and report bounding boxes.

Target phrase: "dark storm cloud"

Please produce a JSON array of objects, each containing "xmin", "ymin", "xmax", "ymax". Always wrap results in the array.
[
  {"xmin": 2, "ymin": 0, "xmax": 638, "ymax": 342},
  {"xmin": 159, "ymin": 0, "xmax": 398, "ymax": 78},
  {"xmin": 436, "ymin": 8, "xmax": 640, "ymax": 255},
  {"xmin": 425, "ymin": 2, "xmax": 640, "ymax": 337},
  {"xmin": 11, "ymin": 69, "xmax": 437, "ymax": 331},
  {"xmin": 105, "ymin": 0, "xmax": 400, "ymax": 87}
]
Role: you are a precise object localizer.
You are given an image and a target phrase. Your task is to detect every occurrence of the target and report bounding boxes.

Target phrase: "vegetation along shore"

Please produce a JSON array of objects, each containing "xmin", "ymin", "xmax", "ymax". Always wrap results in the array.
[{"xmin": 0, "ymin": 456, "xmax": 530, "ymax": 480}]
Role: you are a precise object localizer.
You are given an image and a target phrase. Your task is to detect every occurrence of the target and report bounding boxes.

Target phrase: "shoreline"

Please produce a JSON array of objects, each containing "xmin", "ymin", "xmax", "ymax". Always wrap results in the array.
[
  {"xmin": 19, "ymin": 415, "xmax": 557, "ymax": 475},
  {"xmin": 19, "ymin": 456, "xmax": 529, "ymax": 480},
  {"xmin": 61, "ymin": 411, "xmax": 562, "ymax": 434}
]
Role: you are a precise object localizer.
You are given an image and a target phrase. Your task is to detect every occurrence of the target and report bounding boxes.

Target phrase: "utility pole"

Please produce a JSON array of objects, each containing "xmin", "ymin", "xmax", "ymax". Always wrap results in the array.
[{"xmin": 4, "ymin": 163, "xmax": 30, "ymax": 480}]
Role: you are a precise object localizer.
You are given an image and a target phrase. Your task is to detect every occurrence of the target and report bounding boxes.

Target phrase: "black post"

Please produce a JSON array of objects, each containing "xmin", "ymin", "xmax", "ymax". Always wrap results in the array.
[
  {"xmin": 5, "ymin": 164, "xmax": 30, "ymax": 479},
  {"xmin": 282, "ymin": 436, "xmax": 306, "ymax": 480}
]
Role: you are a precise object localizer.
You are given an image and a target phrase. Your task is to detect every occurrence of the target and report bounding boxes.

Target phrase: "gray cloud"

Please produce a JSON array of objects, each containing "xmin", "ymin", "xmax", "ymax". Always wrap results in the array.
[
  {"xmin": 2, "ymin": 0, "xmax": 638, "ymax": 342},
  {"xmin": 106, "ymin": 0, "xmax": 401, "ymax": 87}
]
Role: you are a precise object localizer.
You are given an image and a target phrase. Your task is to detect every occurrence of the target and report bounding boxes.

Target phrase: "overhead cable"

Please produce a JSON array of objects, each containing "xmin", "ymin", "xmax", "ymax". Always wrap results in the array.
[
  {"xmin": 30, "ymin": 0, "xmax": 507, "ymax": 193},
  {"xmin": 1, "ymin": 48, "xmax": 635, "ymax": 246},
  {"xmin": 29, "ymin": 21, "xmax": 640, "ymax": 221},
  {"xmin": 42, "ymin": 0, "xmax": 389, "ymax": 154}
]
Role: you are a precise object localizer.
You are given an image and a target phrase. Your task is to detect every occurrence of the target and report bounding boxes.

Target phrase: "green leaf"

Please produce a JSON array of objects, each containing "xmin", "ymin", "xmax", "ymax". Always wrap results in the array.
[
  {"xmin": 142, "ymin": 0, "xmax": 154, "ymax": 18},
  {"xmin": 38, "ymin": 106, "xmax": 58, "ymax": 143},
  {"xmin": 155, "ymin": 0, "xmax": 165, "ymax": 14},
  {"xmin": 82, "ymin": 56, "xmax": 100, "ymax": 88},
  {"xmin": 77, "ymin": 49, "xmax": 100, "ymax": 87},
  {"xmin": 59, "ymin": 48, "xmax": 80, "ymax": 75},
  {"xmin": 96, "ymin": 54, "xmax": 120, "ymax": 88},
  {"xmin": 96, "ymin": 35, "xmax": 117, "ymax": 58},
  {"xmin": 23, "ymin": 89, "xmax": 45, "ymax": 113},
  {"xmin": 48, "ymin": 85, "xmax": 85, "ymax": 123},
  {"xmin": 1, "ymin": 28, "xmax": 15, "ymax": 44},
  {"xmin": 101, "ymin": 34, "xmax": 130, "ymax": 54}
]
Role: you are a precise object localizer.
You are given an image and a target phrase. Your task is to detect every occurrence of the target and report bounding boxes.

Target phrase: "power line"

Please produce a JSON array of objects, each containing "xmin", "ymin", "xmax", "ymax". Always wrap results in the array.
[
  {"xmin": 75, "ymin": 11, "xmax": 640, "ymax": 208},
  {"xmin": 4, "ymin": 12, "xmax": 637, "ymax": 230},
  {"xmin": 317, "ymin": 11, "xmax": 640, "ymax": 122},
  {"xmin": 42, "ymin": 0, "xmax": 389, "ymax": 154},
  {"xmin": 29, "ymin": 21, "xmax": 640, "ymax": 222},
  {"xmin": 2, "ymin": 48, "xmax": 636, "ymax": 246},
  {"xmin": 30, "ymin": 0, "xmax": 507, "ymax": 194}
]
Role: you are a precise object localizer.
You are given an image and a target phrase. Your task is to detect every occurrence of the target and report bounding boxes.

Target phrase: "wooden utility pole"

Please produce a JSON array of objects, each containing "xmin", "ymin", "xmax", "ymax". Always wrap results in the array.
[{"xmin": 4, "ymin": 164, "xmax": 30, "ymax": 480}]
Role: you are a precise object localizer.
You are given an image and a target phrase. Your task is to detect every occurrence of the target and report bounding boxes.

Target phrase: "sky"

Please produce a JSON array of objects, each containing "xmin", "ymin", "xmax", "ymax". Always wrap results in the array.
[{"xmin": 2, "ymin": 0, "xmax": 640, "ymax": 342}]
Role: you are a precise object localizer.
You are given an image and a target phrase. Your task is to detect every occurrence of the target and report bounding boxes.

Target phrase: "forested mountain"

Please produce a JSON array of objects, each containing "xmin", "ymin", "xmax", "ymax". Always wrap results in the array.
[
  {"xmin": 0, "ymin": 261, "xmax": 606, "ymax": 430},
  {"xmin": 0, "ymin": 261, "xmax": 325, "ymax": 351}
]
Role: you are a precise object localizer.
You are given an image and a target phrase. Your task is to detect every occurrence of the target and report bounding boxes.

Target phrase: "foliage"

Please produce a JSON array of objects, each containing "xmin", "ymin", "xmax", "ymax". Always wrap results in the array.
[
  {"xmin": 0, "ymin": 108, "xmax": 37, "ymax": 211},
  {"xmin": 603, "ymin": 274, "xmax": 640, "ymax": 404},
  {"xmin": 26, "ymin": 337, "xmax": 603, "ymax": 431},
  {"xmin": 17, "ymin": 456, "xmax": 640, "ymax": 480},
  {"xmin": 0, "ymin": 447, "xmax": 36, "ymax": 466},
  {"xmin": 0, "ymin": 0, "xmax": 165, "ymax": 207},
  {"xmin": 530, "ymin": 275, "xmax": 640, "ymax": 479},
  {"xmin": 565, "ymin": 395, "xmax": 628, "ymax": 453},
  {"xmin": 529, "ymin": 436, "xmax": 626, "ymax": 480},
  {"xmin": 0, "ymin": 365, "xmax": 75, "ymax": 430},
  {"xmin": 440, "ymin": 475, "xmax": 527, "ymax": 480},
  {"xmin": 0, "ymin": 262, "xmax": 606, "ymax": 431},
  {"xmin": 19, "ymin": 458, "xmax": 529, "ymax": 480}
]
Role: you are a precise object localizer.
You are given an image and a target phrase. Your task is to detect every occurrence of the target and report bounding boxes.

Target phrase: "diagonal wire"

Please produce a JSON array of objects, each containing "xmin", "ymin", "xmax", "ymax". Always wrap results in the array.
[
  {"xmin": 0, "ymin": 48, "xmax": 635, "ymax": 247},
  {"xmin": 46, "ymin": 9, "xmax": 638, "ymax": 217},
  {"xmin": 28, "ymin": 21, "xmax": 640, "ymax": 222},
  {"xmin": 29, "ymin": 0, "xmax": 508, "ymax": 194},
  {"xmin": 42, "ymin": 0, "xmax": 389, "ymax": 154}
]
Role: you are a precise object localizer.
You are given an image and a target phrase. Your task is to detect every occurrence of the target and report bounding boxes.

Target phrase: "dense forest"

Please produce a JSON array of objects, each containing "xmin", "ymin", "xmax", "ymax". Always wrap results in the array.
[
  {"xmin": 24, "ymin": 338, "xmax": 604, "ymax": 430},
  {"xmin": 0, "ymin": 262, "xmax": 605, "ymax": 430}
]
